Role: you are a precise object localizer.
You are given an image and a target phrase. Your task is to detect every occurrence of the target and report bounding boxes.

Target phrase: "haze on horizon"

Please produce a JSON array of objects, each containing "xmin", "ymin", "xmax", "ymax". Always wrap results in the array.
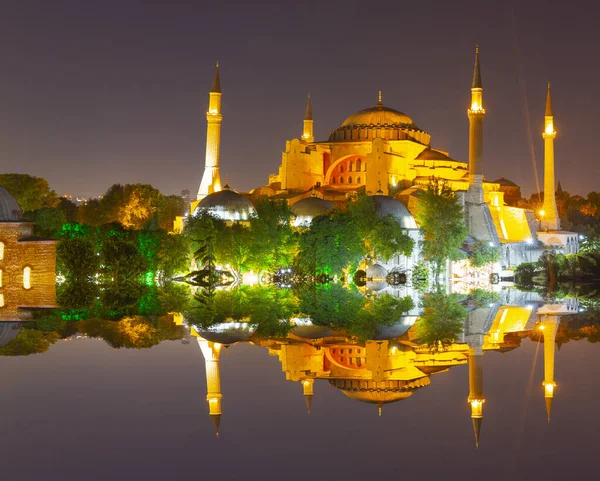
[{"xmin": 0, "ymin": 0, "xmax": 597, "ymax": 198}]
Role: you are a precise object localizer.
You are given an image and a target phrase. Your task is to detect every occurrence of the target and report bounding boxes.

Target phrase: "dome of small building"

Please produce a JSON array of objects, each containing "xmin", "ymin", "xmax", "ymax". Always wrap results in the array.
[
  {"xmin": 0, "ymin": 322, "xmax": 22, "ymax": 348},
  {"xmin": 291, "ymin": 197, "xmax": 334, "ymax": 227},
  {"xmin": 491, "ymin": 176, "xmax": 517, "ymax": 187},
  {"xmin": 291, "ymin": 318, "xmax": 335, "ymax": 339},
  {"xmin": 371, "ymin": 195, "xmax": 418, "ymax": 229},
  {"xmin": 0, "ymin": 186, "xmax": 24, "ymax": 222},
  {"xmin": 194, "ymin": 188, "xmax": 256, "ymax": 221},
  {"xmin": 194, "ymin": 321, "xmax": 256, "ymax": 345}
]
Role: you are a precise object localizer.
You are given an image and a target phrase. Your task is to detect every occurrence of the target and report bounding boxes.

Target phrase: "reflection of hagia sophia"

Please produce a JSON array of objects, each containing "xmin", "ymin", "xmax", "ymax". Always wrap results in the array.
[
  {"xmin": 183, "ymin": 48, "xmax": 579, "ymax": 269},
  {"xmin": 184, "ymin": 294, "xmax": 577, "ymax": 447}
]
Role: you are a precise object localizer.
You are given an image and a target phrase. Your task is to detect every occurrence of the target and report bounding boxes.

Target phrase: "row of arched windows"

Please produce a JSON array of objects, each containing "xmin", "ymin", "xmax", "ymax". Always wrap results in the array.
[
  {"xmin": 338, "ymin": 159, "xmax": 363, "ymax": 173},
  {"xmin": 331, "ymin": 176, "xmax": 361, "ymax": 185}
]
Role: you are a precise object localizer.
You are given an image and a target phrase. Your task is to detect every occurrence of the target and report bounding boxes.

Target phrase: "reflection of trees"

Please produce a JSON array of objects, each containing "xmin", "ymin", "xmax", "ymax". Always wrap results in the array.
[
  {"xmin": 0, "ymin": 329, "xmax": 60, "ymax": 356},
  {"xmin": 415, "ymin": 292, "xmax": 467, "ymax": 352}
]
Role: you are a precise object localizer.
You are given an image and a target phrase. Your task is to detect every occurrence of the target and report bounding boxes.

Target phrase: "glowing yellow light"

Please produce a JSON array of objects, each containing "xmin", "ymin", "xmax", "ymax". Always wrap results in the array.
[
  {"xmin": 471, "ymin": 101, "xmax": 482, "ymax": 111},
  {"xmin": 545, "ymin": 123, "xmax": 554, "ymax": 135},
  {"xmin": 545, "ymin": 383, "xmax": 555, "ymax": 394},
  {"xmin": 23, "ymin": 266, "xmax": 31, "ymax": 289},
  {"xmin": 539, "ymin": 210, "xmax": 545, "ymax": 217},
  {"xmin": 242, "ymin": 270, "xmax": 258, "ymax": 286},
  {"xmin": 538, "ymin": 324, "xmax": 546, "ymax": 330},
  {"xmin": 0, "ymin": 294, "xmax": 4, "ymax": 307},
  {"xmin": 209, "ymin": 109, "xmax": 219, "ymax": 114}
]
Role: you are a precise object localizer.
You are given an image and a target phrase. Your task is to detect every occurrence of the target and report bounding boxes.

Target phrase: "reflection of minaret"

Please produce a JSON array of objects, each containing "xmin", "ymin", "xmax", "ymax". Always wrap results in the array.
[
  {"xmin": 197, "ymin": 62, "xmax": 223, "ymax": 201},
  {"xmin": 302, "ymin": 379, "xmax": 314, "ymax": 414},
  {"xmin": 468, "ymin": 348, "xmax": 485, "ymax": 449},
  {"xmin": 466, "ymin": 46, "xmax": 486, "ymax": 204},
  {"xmin": 302, "ymin": 94, "xmax": 314, "ymax": 143},
  {"xmin": 540, "ymin": 315, "xmax": 559, "ymax": 422},
  {"xmin": 198, "ymin": 338, "xmax": 223, "ymax": 437},
  {"xmin": 541, "ymin": 83, "xmax": 560, "ymax": 231}
]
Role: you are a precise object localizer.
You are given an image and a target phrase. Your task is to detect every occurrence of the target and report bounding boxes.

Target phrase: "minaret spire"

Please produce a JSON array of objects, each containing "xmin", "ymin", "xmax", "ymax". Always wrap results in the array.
[
  {"xmin": 302, "ymin": 93, "xmax": 314, "ymax": 143},
  {"xmin": 467, "ymin": 348, "xmax": 485, "ymax": 449},
  {"xmin": 196, "ymin": 62, "xmax": 224, "ymax": 204},
  {"xmin": 540, "ymin": 316, "xmax": 559, "ymax": 423},
  {"xmin": 541, "ymin": 82, "xmax": 560, "ymax": 231},
  {"xmin": 198, "ymin": 338, "xmax": 223, "ymax": 437},
  {"xmin": 466, "ymin": 46, "xmax": 486, "ymax": 204}
]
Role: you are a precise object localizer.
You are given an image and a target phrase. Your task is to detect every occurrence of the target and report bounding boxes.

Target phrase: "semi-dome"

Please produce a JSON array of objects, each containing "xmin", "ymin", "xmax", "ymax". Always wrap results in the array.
[
  {"xmin": 372, "ymin": 316, "xmax": 418, "ymax": 340},
  {"xmin": 371, "ymin": 195, "xmax": 418, "ymax": 229},
  {"xmin": 194, "ymin": 188, "xmax": 256, "ymax": 221},
  {"xmin": 291, "ymin": 197, "xmax": 334, "ymax": 227},
  {"xmin": 0, "ymin": 322, "xmax": 22, "ymax": 348},
  {"xmin": 0, "ymin": 186, "xmax": 24, "ymax": 222},
  {"xmin": 328, "ymin": 94, "xmax": 430, "ymax": 144},
  {"xmin": 291, "ymin": 318, "xmax": 335, "ymax": 339}
]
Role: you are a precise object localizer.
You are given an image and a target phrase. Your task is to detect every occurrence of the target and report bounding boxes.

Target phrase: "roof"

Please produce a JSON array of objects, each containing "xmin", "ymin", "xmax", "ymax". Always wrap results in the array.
[
  {"xmin": 195, "ymin": 189, "xmax": 256, "ymax": 221},
  {"xmin": 291, "ymin": 197, "xmax": 334, "ymax": 218},
  {"xmin": 329, "ymin": 378, "xmax": 431, "ymax": 405},
  {"xmin": 194, "ymin": 322, "xmax": 256, "ymax": 345},
  {"xmin": 371, "ymin": 195, "xmax": 418, "ymax": 229},
  {"xmin": 415, "ymin": 148, "xmax": 454, "ymax": 161},
  {"xmin": 341, "ymin": 103, "xmax": 414, "ymax": 129},
  {"xmin": 0, "ymin": 186, "xmax": 24, "ymax": 222},
  {"xmin": 472, "ymin": 46, "xmax": 482, "ymax": 89},
  {"xmin": 491, "ymin": 176, "xmax": 518, "ymax": 187}
]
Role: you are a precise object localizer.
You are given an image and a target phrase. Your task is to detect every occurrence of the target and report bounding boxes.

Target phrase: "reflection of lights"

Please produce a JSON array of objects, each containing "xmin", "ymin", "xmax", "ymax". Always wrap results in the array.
[
  {"xmin": 471, "ymin": 101, "xmax": 481, "ymax": 111},
  {"xmin": 538, "ymin": 324, "xmax": 546, "ymax": 330},
  {"xmin": 242, "ymin": 270, "xmax": 259, "ymax": 286},
  {"xmin": 525, "ymin": 238, "xmax": 533, "ymax": 244},
  {"xmin": 488, "ymin": 242, "xmax": 495, "ymax": 247},
  {"xmin": 544, "ymin": 383, "xmax": 555, "ymax": 394},
  {"xmin": 527, "ymin": 305, "xmax": 534, "ymax": 310}
]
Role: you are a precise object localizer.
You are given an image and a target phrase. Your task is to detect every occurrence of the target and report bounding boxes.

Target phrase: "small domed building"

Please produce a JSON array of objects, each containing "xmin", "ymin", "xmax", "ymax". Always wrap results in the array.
[
  {"xmin": 192, "ymin": 186, "xmax": 256, "ymax": 222},
  {"xmin": 0, "ymin": 186, "xmax": 57, "ymax": 317},
  {"xmin": 290, "ymin": 196, "xmax": 334, "ymax": 227}
]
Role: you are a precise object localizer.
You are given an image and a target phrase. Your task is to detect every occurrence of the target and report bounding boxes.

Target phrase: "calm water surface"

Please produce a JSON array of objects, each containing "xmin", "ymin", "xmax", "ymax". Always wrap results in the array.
[{"xmin": 0, "ymin": 322, "xmax": 598, "ymax": 481}]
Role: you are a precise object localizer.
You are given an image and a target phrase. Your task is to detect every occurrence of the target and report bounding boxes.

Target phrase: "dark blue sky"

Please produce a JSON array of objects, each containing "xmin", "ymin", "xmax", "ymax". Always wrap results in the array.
[{"xmin": 0, "ymin": 0, "xmax": 597, "ymax": 198}]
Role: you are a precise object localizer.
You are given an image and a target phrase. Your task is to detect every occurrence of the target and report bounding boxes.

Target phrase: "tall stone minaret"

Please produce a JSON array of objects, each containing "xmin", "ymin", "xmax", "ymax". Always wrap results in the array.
[
  {"xmin": 302, "ymin": 93, "xmax": 314, "ymax": 143},
  {"xmin": 197, "ymin": 62, "xmax": 223, "ymax": 201},
  {"xmin": 466, "ymin": 47, "xmax": 486, "ymax": 204},
  {"xmin": 467, "ymin": 347, "xmax": 485, "ymax": 449},
  {"xmin": 198, "ymin": 338, "xmax": 223, "ymax": 437},
  {"xmin": 540, "ymin": 315, "xmax": 559, "ymax": 422},
  {"xmin": 541, "ymin": 83, "xmax": 560, "ymax": 231}
]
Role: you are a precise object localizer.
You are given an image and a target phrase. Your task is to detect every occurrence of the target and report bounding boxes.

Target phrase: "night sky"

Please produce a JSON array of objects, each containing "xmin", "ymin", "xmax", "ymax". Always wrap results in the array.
[{"xmin": 0, "ymin": 0, "xmax": 598, "ymax": 198}]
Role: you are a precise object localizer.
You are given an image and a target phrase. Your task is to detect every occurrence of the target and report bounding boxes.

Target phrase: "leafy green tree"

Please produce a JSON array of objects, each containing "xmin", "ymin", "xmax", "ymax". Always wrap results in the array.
[
  {"xmin": 25, "ymin": 207, "xmax": 67, "ymax": 237},
  {"xmin": 157, "ymin": 233, "xmax": 191, "ymax": 279},
  {"xmin": 157, "ymin": 195, "xmax": 186, "ymax": 231},
  {"xmin": 0, "ymin": 173, "xmax": 57, "ymax": 211},
  {"xmin": 215, "ymin": 222, "xmax": 252, "ymax": 273},
  {"xmin": 415, "ymin": 178, "xmax": 468, "ymax": 279},
  {"xmin": 470, "ymin": 241, "xmax": 500, "ymax": 268},
  {"xmin": 77, "ymin": 198, "xmax": 104, "ymax": 226},
  {"xmin": 369, "ymin": 215, "xmax": 414, "ymax": 261},
  {"xmin": 0, "ymin": 329, "xmax": 60, "ymax": 356},
  {"xmin": 352, "ymin": 294, "xmax": 414, "ymax": 340},
  {"xmin": 101, "ymin": 235, "xmax": 148, "ymax": 286},
  {"xmin": 184, "ymin": 212, "xmax": 225, "ymax": 278},
  {"xmin": 57, "ymin": 237, "xmax": 100, "ymax": 282},
  {"xmin": 416, "ymin": 291, "xmax": 467, "ymax": 352},
  {"xmin": 57, "ymin": 197, "xmax": 78, "ymax": 222}
]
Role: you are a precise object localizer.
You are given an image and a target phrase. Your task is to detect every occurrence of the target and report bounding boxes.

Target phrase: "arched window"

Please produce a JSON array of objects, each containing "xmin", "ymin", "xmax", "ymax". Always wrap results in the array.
[
  {"xmin": 0, "ymin": 269, "xmax": 3, "ymax": 288},
  {"xmin": 356, "ymin": 159, "xmax": 362, "ymax": 171},
  {"xmin": 339, "ymin": 165, "xmax": 344, "ymax": 173},
  {"xmin": 332, "ymin": 177, "xmax": 336, "ymax": 184},
  {"xmin": 0, "ymin": 294, "xmax": 4, "ymax": 308},
  {"xmin": 357, "ymin": 176, "xmax": 361, "ymax": 184},
  {"xmin": 340, "ymin": 176, "xmax": 344, "ymax": 184},
  {"xmin": 348, "ymin": 176, "xmax": 353, "ymax": 184},
  {"xmin": 23, "ymin": 267, "xmax": 31, "ymax": 289},
  {"xmin": 349, "ymin": 161, "xmax": 353, "ymax": 172}
]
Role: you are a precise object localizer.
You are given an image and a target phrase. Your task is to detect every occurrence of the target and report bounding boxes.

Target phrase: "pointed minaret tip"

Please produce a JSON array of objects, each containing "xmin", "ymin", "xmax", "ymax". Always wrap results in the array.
[
  {"xmin": 305, "ymin": 394, "xmax": 313, "ymax": 415},
  {"xmin": 545, "ymin": 81, "xmax": 553, "ymax": 116},
  {"xmin": 472, "ymin": 417, "xmax": 482, "ymax": 449},
  {"xmin": 211, "ymin": 61, "xmax": 221, "ymax": 93},
  {"xmin": 472, "ymin": 46, "xmax": 482, "ymax": 89},
  {"xmin": 211, "ymin": 414, "xmax": 221, "ymax": 437},
  {"xmin": 545, "ymin": 397, "xmax": 553, "ymax": 423},
  {"xmin": 304, "ymin": 93, "xmax": 313, "ymax": 121}
]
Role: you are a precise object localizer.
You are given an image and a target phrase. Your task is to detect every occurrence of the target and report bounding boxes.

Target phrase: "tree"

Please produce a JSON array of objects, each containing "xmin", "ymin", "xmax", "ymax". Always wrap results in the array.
[
  {"xmin": 25, "ymin": 207, "xmax": 67, "ymax": 237},
  {"xmin": 157, "ymin": 195, "xmax": 186, "ymax": 231},
  {"xmin": 470, "ymin": 241, "xmax": 500, "ymax": 268},
  {"xmin": 416, "ymin": 291, "xmax": 467, "ymax": 352},
  {"xmin": 415, "ymin": 178, "xmax": 468, "ymax": 279},
  {"xmin": 0, "ymin": 173, "xmax": 57, "ymax": 212},
  {"xmin": 57, "ymin": 237, "xmax": 100, "ymax": 282}
]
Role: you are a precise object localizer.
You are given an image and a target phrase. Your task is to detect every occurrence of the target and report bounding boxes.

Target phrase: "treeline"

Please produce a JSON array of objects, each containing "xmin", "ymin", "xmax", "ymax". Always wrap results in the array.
[{"xmin": 0, "ymin": 173, "xmax": 186, "ymax": 234}]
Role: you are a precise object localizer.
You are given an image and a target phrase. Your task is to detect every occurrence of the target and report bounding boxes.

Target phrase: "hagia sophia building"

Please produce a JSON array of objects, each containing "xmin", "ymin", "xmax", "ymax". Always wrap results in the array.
[{"xmin": 184, "ymin": 48, "xmax": 578, "ymax": 267}]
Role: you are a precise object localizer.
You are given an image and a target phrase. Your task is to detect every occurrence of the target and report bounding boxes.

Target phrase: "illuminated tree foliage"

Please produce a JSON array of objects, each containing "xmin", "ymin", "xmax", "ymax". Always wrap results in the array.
[
  {"xmin": 470, "ymin": 241, "xmax": 500, "ymax": 268},
  {"xmin": 0, "ymin": 173, "xmax": 57, "ymax": 212},
  {"xmin": 415, "ymin": 178, "xmax": 468, "ymax": 279},
  {"xmin": 415, "ymin": 291, "xmax": 467, "ymax": 352}
]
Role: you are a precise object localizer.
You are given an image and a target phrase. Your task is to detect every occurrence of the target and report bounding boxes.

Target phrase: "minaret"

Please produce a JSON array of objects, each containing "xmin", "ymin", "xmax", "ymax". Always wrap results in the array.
[
  {"xmin": 466, "ymin": 46, "xmax": 486, "ymax": 204},
  {"xmin": 541, "ymin": 83, "xmax": 560, "ymax": 231},
  {"xmin": 302, "ymin": 93, "xmax": 314, "ymax": 143},
  {"xmin": 467, "ymin": 348, "xmax": 485, "ymax": 448},
  {"xmin": 302, "ymin": 379, "xmax": 314, "ymax": 414},
  {"xmin": 540, "ymin": 315, "xmax": 559, "ymax": 422},
  {"xmin": 198, "ymin": 337, "xmax": 223, "ymax": 437},
  {"xmin": 197, "ymin": 62, "xmax": 223, "ymax": 201}
]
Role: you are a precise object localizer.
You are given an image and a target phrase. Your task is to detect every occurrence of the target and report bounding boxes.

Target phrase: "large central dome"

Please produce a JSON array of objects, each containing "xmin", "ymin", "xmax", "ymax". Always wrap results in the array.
[
  {"xmin": 341, "ymin": 104, "xmax": 414, "ymax": 128},
  {"xmin": 328, "ymin": 93, "xmax": 430, "ymax": 144}
]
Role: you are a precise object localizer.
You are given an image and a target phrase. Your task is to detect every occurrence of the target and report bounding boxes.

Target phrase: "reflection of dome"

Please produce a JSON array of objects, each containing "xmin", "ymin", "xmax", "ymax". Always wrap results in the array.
[
  {"xmin": 0, "ymin": 186, "xmax": 24, "ymax": 222},
  {"xmin": 194, "ymin": 321, "xmax": 256, "ymax": 345},
  {"xmin": 372, "ymin": 195, "xmax": 418, "ymax": 229},
  {"xmin": 366, "ymin": 263, "xmax": 387, "ymax": 279},
  {"xmin": 194, "ymin": 189, "xmax": 256, "ymax": 221},
  {"xmin": 372, "ymin": 316, "xmax": 418, "ymax": 340},
  {"xmin": 328, "ymin": 97, "xmax": 430, "ymax": 144},
  {"xmin": 291, "ymin": 197, "xmax": 334, "ymax": 227},
  {"xmin": 291, "ymin": 318, "xmax": 335, "ymax": 339},
  {"xmin": 329, "ymin": 378, "xmax": 430, "ymax": 405},
  {"xmin": 0, "ymin": 322, "xmax": 22, "ymax": 347}
]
